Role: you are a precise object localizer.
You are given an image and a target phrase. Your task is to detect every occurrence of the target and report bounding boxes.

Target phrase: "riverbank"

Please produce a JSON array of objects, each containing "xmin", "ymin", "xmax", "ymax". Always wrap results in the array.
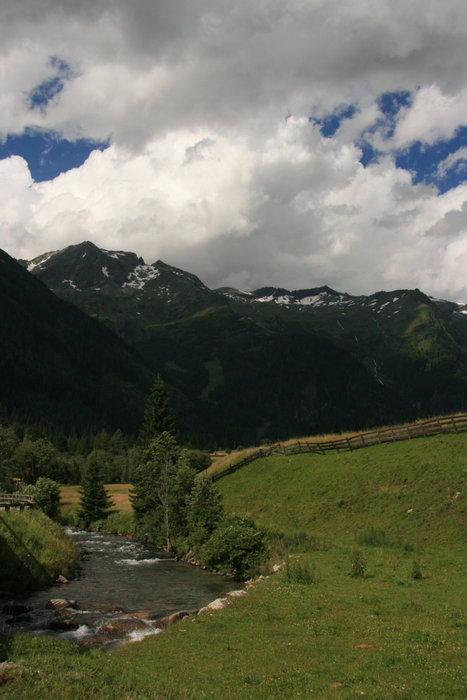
[
  {"xmin": 0, "ymin": 510, "xmax": 80, "ymax": 596},
  {"xmin": 0, "ymin": 527, "xmax": 237, "ymax": 649}
]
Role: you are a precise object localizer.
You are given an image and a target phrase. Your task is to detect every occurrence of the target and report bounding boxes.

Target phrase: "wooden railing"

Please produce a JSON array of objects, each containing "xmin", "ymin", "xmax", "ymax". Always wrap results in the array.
[
  {"xmin": 0, "ymin": 494, "xmax": 35, "ymax": 510},
  {"xmin": 211, "ymin": 413, "xmax": 467, "ymax": 482}
]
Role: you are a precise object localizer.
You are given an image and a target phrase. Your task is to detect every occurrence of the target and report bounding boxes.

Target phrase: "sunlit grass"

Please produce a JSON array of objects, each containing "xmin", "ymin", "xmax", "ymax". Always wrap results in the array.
[
  {"xmin": 2, "ymin": 429, "xmax": 465, "ymax": 698},
  {"xmin": 60, "ymin": 483, "xmax": 132, "ymax": 517},
  {"xmin": 0, "ymin": 510, "xmax": 80, "ymax": 594},
  {"xmin": 204, "ymin": 411, "xmax": 467, "ymax": 478}
]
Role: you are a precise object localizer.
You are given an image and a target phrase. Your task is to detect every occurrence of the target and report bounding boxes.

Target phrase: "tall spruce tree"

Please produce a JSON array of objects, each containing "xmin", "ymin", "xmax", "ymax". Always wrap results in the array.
[
  {"xmin": 139, "ymin": 375, "xmax": 175, "ymax": 446},
  {"xmin": 77, "ymin": 459, "xmax": 114, "ymax": 527}
]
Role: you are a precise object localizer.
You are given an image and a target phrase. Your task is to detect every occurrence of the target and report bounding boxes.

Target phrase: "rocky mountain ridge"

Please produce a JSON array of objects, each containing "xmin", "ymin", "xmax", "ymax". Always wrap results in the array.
[{"xmin": 17, "ymin": 241, "xmax": 467, "ymax": 445}]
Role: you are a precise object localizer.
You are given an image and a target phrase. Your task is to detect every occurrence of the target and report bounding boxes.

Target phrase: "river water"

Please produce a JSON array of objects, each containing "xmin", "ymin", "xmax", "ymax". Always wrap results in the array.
[{"xmin": 0, "ymin": 527, "xmax": 237, "ymax": 646}]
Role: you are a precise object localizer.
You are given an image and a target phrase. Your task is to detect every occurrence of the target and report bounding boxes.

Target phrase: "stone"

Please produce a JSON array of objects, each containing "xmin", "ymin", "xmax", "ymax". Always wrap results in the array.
[
  {"xmin": 226, "ymin": 590, "xmax": 247, "ymax": 597},
  {"xmin": 120, "ymin": 611, "xmax": 151, "ymax": 620},
  {"xmin": 198, "ymin": 598, "xmax": 229, "ymax": 614},
  {"xmin": 155, "ymin": 611, "xmax": 190, "ymax": 629},
  {"xmin": 5, "ymin": 614, "xmax": 33, "ymax": 625},
  {"xmin": 90, "ymin": 606, "xmax": 125, "ymax": 614},
  {"xmin": 56, "ymin": 575, "xmax": 69, "ymax": 584},
  {"xmin": 97, "ymin": 618, "xmax": 149, "ymax": 636},
  {"xmin": 207, "ymin": 598, "xmax": 229, "ymax": 610},
  {"xmin": 47, "ymin": 618, "xmax": 79, "ymax": 631},
  {"xmin": 2, "ymin": 604, "xmax": 30, "ymax": 616},
  {"xmin": 272, "ymin": 562, "xmax": 286, "ymax": 573}
]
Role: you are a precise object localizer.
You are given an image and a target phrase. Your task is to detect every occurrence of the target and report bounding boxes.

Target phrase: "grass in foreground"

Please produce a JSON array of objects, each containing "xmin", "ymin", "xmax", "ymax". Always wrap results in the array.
[
  {"xmin": 1, "ymin": 545, "xmax": 464, "ymax": 698},
  {"xmin": 1, "ymin": 431, "xmax": 466, "ymax": 698}
]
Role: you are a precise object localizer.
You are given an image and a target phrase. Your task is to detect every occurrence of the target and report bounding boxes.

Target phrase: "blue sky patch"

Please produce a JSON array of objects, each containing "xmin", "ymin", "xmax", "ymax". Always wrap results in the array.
[
  {"xmin": 395, "ymin": 127, "xmax": 467, "ymax": 194},
  {"xmin": 28, "ymin": 56, "xmax": 72, "ymax": 112},
  {"xmin": 352, "ymin": 90, "xmax": 467, "ymax": 194},
  {"xmin": 311, "ymin": 104, "xmax": 357, "ymax": 137},
  {"xmin": 377, "ymin": 90, "xmax": 412, "ymax": 119},
  {"xmin": 358, "ymin": 140, "xmax": 380, "ymax": 168},
  {"xmin": 0, "ymin": 129, "xmax": 109, "ymax": 182},
  {"xmin": 357, "ymin": 128, "xmax": 467, "ymax": 194}
]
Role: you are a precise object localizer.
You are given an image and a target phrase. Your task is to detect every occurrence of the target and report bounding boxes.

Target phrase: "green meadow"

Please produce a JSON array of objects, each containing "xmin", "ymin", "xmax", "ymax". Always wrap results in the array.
[{"xmin": 1, "ymin": 431, "xmax": 465, "ymax": 698}]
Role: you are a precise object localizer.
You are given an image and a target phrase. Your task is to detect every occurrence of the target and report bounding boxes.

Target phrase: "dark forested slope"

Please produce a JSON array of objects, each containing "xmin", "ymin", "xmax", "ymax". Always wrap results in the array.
[{"xmin": 0, "ymin": 249, "xmax": 154, "ymax": 435}]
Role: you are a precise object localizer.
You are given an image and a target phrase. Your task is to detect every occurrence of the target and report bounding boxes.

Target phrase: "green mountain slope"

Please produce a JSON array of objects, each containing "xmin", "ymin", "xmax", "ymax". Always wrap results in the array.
[
  {"xmin": 0, "ymin": 249, "xmax": 154, "ymax": 435},
  {"xmin": 24, "ymin": 241, "xmax": 467, "ymax": 445},
  {"xmin": 224, "ymin": 285, "xmax": 467, "ymax": 416}
]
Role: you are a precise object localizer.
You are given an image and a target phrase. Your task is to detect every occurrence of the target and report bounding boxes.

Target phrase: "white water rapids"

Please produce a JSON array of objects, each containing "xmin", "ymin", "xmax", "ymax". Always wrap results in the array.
[{"xmin": 0, "ymin": 527, "xmax": 235, "ymax": 646}]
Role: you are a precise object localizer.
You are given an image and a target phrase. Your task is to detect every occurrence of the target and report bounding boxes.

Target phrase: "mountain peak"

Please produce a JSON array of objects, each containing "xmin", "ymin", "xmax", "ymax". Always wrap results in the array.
[
  {"xmin": 26, "ymin": 242, "xmax": 146, "ymax": 291},
  {"xmin": 151, "ymin": 260, "xmax": 208, "ymax": 290}
]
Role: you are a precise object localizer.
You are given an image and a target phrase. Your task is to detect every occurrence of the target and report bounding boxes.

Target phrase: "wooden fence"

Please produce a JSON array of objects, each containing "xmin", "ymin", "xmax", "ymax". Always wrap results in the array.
[
  {"xmin": 0, "ymin": 494, "xmax": 35, "ymax": 511},
  {"xmin": 211, "ymin": 413, "xmax": 467, "ymax": 483}
]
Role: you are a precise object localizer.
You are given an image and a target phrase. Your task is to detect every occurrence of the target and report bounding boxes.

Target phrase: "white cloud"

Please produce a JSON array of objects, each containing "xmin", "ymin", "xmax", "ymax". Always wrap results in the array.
[
  {"xmin": 437, "ymin": 147, "xmax": 467, "ymax": 177},
  {"xmin": 390, "ymin": 85, "xmax": 467, "ymax": 150},
  {"xmin": 1, "ymin": 1, "xmax": 467, "ymax": 300}
]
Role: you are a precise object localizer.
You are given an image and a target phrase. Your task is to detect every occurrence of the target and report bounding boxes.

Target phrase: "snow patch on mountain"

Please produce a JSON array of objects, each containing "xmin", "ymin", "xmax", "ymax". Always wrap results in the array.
[
  {"xmin": 63, "ymin": 279, "xmax": 81, "ymax": 291},
  {"xmin": 27, "ymin": 252, "xmax": 56, "ymax": 272},
  {"xmin": 103, "ymin": 250, "xmax": 128, "ymax": 260},
  {"xmin": 122, "ymin": 264, "xmax": 160, "ymax": 290}
]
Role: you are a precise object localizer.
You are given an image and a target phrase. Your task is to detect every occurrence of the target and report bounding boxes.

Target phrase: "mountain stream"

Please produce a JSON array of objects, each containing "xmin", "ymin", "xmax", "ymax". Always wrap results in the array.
[{"xmin": 0, "ymin": 527, "xmax": 237, "ymax": 646}]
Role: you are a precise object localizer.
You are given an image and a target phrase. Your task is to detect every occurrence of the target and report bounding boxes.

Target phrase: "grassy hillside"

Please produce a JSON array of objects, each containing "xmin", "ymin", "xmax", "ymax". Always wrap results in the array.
[
  {"xmin": 217, "ymin": 431, "xmax": 466, "ymax": 546},
  {"xmin": 0, "ymin": 510, "xmax": 80, "ymax": 595},
  {"xmin": 1, "ymin": 433, "xmax": 465, "ymax": 698}
]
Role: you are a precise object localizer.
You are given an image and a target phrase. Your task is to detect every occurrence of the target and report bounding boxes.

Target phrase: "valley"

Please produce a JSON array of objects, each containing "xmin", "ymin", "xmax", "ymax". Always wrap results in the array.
[{"xmin": 1, "ymin": 428, "xmax": 465, "ymax": 698}]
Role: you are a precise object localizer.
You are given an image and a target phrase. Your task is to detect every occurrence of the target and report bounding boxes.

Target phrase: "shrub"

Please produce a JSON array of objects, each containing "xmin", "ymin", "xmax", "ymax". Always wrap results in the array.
[
  {"xmin": 350, "ymin": 549, "xmax": 366, "ymax": 578},
  {"xmin": 186, "ymin": 477, "xmax": 223, "ymax": 549},
  {"xmin": 411, "ymin": 559, "xmax": 423, "ymax": 580},
  {"xmin": 285, "ymin": 555, "xmax": 317, "ymax": 584},
  {"xmin": 202, "ymin": 514, "xmax": 265, "ymax": 580},
  {"xmin": 185, "ymin": 449, "xmax": 212, "ymax": 473},
  {"xmin": 33, "ymin": 477, "xmax": 61, "ymax": 519},
  {"xmin": 357, "ymin": 527, "xmax": 389, "ymax": 547}
]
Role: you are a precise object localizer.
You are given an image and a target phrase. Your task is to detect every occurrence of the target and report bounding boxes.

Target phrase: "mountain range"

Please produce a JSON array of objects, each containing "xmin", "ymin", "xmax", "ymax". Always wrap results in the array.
[{"xmin": 5, "ymin": 239, "xmax": 466, "ymax": 446}]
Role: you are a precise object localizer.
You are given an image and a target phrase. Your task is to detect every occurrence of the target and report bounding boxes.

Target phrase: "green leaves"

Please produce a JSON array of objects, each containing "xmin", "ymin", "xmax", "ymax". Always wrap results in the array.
[{"xmin": 202, "ymin": 514, "xmax": 265, "ymax": 580}]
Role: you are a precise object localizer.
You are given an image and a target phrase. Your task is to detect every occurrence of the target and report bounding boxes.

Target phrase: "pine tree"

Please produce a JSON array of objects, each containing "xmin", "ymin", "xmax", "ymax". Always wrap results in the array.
[
  {"xmin": 77, "ymin": 459, "xmax": 114, "ymax": 527},
  {"xmin": 139, "ymin": 375, "xmax": 175, "ymax": 446}
]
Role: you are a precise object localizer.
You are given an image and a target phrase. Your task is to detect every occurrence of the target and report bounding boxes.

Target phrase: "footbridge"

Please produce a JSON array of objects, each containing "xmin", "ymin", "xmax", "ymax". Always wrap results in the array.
[{"xmin": 0, "ymin": 494, "xmax": 34, "ymax": 511}]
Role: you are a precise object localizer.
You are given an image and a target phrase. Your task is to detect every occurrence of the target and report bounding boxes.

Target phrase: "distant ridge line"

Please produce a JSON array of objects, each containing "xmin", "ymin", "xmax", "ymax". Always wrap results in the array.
[{"xmin": 210, "ymin": 413, "xmax": 467, "ymax": 482}]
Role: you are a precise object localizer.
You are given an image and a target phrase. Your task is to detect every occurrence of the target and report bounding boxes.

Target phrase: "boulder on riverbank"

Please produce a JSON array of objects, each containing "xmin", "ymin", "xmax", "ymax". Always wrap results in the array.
[
  {"xmin": 46, "ymin": 599, "xmax": 78, "ymax": 615},
  {"xmin": 155, "ymin": 611, "xmax": 191, "ymax": 629},
  {"xmin": 97, "ymin": 617, "xmax": 151, "ymax": 636}
]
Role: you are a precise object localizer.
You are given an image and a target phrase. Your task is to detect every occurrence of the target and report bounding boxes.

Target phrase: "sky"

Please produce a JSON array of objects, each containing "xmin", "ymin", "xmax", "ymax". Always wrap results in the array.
[{"xmin": 1, "ymin": 1, "xmax": 467, "ymax": 300}]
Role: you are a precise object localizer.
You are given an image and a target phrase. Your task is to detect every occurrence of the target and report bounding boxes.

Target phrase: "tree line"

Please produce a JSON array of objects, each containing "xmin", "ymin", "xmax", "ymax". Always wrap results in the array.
[
  {"xmin": 77, "ymin": 377, "xmax": 265, "ymax": 579},
  {"xmin": 0, "ymin": 377, "xmax": 264, "ymax": 580}
]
